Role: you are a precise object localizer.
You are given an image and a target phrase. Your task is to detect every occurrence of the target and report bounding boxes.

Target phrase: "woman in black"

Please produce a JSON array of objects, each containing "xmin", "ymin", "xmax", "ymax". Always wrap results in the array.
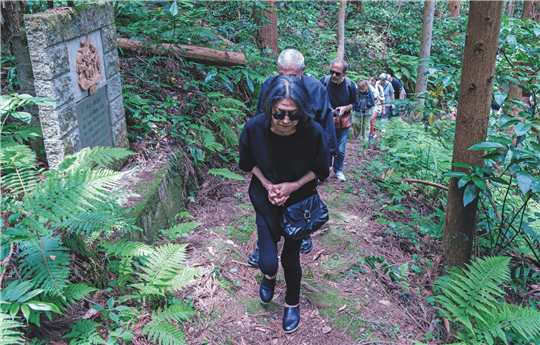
[{"xmin": 239, "ymin": 75, "xmax": 330, "ymax": 333}]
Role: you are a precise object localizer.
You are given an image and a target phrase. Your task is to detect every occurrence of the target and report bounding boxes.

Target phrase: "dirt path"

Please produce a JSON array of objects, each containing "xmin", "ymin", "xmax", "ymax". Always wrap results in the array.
[{"xmin": 181, "ymin": 137, "xmax": 442, "ymax": 345}]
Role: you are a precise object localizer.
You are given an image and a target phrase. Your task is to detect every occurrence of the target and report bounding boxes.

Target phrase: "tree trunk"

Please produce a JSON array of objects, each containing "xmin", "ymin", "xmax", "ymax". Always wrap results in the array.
[
  {"xmin": 442, "ymin": 0, "xmax": 504, "ymax": 268},
  {"xmin": 336, "ymin": 0, "xmax": 347, "ymax": 59},
  {"xmin": 522, "ymin": 0, "xmax": 534, "ymax": 19},
  {"xmin": 257, "ymin": 0, "xmax": 279, "ymax": 56},
  {"xmin": 116, "ymin": 38, "xmax": 246, "ymax": 66},
  {"xmin": 507, "ymin": 0, "xmax": 514, "ymax": 17},
  {"xmin": 351, "ymin": 0, "xmax": 364, "ymax": 15},
  {"xmin": 414, "ymin": 0, "xmax": 436, "ymax": 106},
  {"xmin": 448, "ymin": 0, "xmax": 460, "ymax": 37}
]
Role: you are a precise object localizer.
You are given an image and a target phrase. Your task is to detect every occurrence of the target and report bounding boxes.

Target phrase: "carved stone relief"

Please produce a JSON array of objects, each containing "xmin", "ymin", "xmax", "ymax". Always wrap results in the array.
[{"xmin": 76, "ymin": 35, "xmax": 101, "ymax": 95}]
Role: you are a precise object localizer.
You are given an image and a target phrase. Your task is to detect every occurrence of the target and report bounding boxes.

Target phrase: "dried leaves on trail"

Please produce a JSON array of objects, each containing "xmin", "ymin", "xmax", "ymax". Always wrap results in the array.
[{"xmin": 181, "ymin": 138, "xmax": 444, "ymax": 344}]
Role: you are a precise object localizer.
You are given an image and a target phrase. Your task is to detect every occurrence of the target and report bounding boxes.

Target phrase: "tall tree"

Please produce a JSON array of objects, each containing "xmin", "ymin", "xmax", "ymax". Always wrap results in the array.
[
  {"xmin": 507, "ymin": 0, "xmax": 514, "ymax": 17},
  {"xmin": 414, "ymin": 0, "xmax": 436, "ymax": 106},
  {"xmin": 448, "ymin": 0, "xmax": 461, "ymax": 37},
  {"xmin": 257, "ymin": 0, "xmax": 279, "ymax": 56},
  {"xmin": 336, "ymin": 0, "xmax": 347, "ymax": 59},
  {"xmin": 442, "ymin": 1, "xmax": 505, "ymax": 268},
  {"xmin": 522, "ymin": 0, "xmax": 534, "ymax": 19},
  {"xmin": 351, "ymin": 0, "xmax": 364, "ymax": 15}
]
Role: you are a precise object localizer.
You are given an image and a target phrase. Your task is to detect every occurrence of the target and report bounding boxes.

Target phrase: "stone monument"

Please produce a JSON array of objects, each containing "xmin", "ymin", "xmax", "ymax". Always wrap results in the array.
[{"xmin": 23, "ymin": 2, "xmax": 128, "ymax": 168}]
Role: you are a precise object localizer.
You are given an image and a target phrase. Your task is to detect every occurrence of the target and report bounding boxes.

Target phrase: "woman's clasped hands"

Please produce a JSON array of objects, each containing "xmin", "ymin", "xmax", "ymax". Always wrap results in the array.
[{"xmin": 266, "ymin": 182, "xmax": 298, "ymax": 206}]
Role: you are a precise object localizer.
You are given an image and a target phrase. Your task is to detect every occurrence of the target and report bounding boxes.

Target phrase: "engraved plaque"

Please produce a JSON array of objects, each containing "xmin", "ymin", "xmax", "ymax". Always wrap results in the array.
[{"xmin": 76, "ymin": 86, "xmax": 113, "ymax": 149}]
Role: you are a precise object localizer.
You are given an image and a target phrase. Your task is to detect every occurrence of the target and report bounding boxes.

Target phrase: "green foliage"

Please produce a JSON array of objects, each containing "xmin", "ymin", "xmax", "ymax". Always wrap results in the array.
[
  {"xmin": 207, "ymin": 168, "xmax": 244, "ymax": 181},
  {"xmin": 144, "ymin": 322, "xmax": 187, "ymax": 345},
  {"xmin": 0, "ymin": 312, "xmax": 25, "ymax": 345},
  {"xmin": 160, "ymin": 222, "xmax": 202, "ymax": 240},
  {"xmin": 130, "ymin": 243, "xmax": 202, "ymax": 302},
  {"xmin": 63, "ymin": 319, "xmax": 106, "ymax": 345},
  {"xmin": 435, "ymin": 256, "xmax": 540, "ymax": 344}
]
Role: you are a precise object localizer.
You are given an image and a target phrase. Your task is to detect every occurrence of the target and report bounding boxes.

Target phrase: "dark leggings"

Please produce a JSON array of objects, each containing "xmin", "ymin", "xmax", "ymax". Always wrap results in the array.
[{"xmin": 257, "ymin": 224, "xmax": 302, "ymax": 306}]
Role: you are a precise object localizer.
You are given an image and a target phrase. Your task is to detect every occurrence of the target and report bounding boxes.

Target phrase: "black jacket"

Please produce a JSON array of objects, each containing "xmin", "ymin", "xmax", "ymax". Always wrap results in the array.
[{"xmin": 239, "ymin": 115, "xmax": 330, "ymax": 241}]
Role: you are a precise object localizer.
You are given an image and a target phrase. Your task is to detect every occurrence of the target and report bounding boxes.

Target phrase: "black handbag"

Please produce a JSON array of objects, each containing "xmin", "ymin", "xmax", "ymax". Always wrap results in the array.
[{"xmin": 281, "ymin": 193, "xmax": 329, "ymax": 240}]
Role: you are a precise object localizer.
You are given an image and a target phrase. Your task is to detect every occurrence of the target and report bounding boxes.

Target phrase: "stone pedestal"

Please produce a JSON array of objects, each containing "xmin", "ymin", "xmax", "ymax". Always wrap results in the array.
[{"xmin": 24, "ymin": 2, "xmax": 128, "ymax": 168}]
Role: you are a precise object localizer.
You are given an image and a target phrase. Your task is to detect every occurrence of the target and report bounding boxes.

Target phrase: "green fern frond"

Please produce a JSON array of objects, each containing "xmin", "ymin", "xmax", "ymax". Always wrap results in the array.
[
  {"xmin": 206, "ymin": 111, "xmax": 230, "ymax": 124},
  {"xmin": 144, "ymin": 322, "xmax": 187, "ymax": 345},
  {"xmin": 0, "ymin": 140, "xmax": 39, "ymax": 198},
  {"xmin": 207, "ymin": 168, "xmax": 244, "ymax": 180},
  {"xmin": 160, "ymin": 222, "xmax": 202, "ymax": 240},
  {"xmin": 201, "ymin": 131, "xmax": 223, "ymax": 153},
  {"xmin": 170, "ymin": 266, "xmax": 203, "ymax": 291},
  {"xmin": 186, "ymin": 26, "xmax": 218, "ymax": 40},
  {"xmin": 23, "ymin": 168, "xmax": 124, "ymax": 221},
  {"xmin": 19, "ymin": 236, "xmax": 71, "ymax": 295},
  {"xmin": 63, "ymin": 233, "xmax": 99, "ymax": 262},
  {"xmin": 57, "ymin": 208, "xmax": 128, "ymax": 236},
  {"xmin": 215, "ymin": 97, "xmax": 246, "ymax": 109},
  {"xmin": 63, "ymin": 319, "xmax": 106, "ymax": 344},
  {"xmin": 206, "ymin": 92, "xmax": 224, "ymax": 99},
  {"xmin": 0, "ymin": 312, "xmax": 24, "ymax": 345},
  {"xmin": 58, "ymin": 146, "xmax": 133, "ymax": 171},
  {"xmin": 149, "ymin": 304, "xmax": 196, "ymax": 325},
  {"xmin": 62, "ymin": 284, "xmax": 98, "ymax": 304},
  {"xmin": 102, "ymin": 239, "xmax": 154, "ymax": 258},
  {"xmin": 219, "ymin": 124, "xmax": 239, "ymax": 148},
  {"xmin": 131, "ymin": 243, "xmax": 200, "ymax": 296}
]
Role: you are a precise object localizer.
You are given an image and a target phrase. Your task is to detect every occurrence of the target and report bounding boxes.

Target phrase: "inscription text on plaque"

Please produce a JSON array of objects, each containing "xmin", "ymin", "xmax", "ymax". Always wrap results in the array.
[{"xmin": 76, "ymin": 86, "xmax": 113, "ymax": 149}]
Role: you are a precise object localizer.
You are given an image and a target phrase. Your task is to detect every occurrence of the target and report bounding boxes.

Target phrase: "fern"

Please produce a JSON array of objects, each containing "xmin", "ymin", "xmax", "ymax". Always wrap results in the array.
[
  {"xmin": 63, "ymin": 319, "xmax": 106, "ymax": 344},
  {"xmin": 160, "ymin": 222, "xmax": 202, "ymax": 240},
  {"xmin": 144, "ymin": 322, "xmax": 187, "ymax": 345},
  {"xmin": 208, "ymin": 168, "xmax": 244, "ymax": 180},
  {"xmin": 19, "ymin": 235, "xmax": 71, "ymax": 295},
  {"xmin": 219, "ymin": 124, "xmax": 239, "ymax": 147},
  {"xmin": 149, "ymin": 304, "xmax": 196, "ymax": 325},
  {"xmin": 62, "ymin": 284, "xmax": 98, "ymax": 304},
  {"xmin": 201, "ymin": 131, "xmax": 224, "ymax": 153},
  {"xmin": 102, "ymin": 239, "xmax": 154, "ymax": 258},
  {"xmin": 130, "ymin": 243, "xmax": 201, "ymax": 299},
  {"xmin": 0, "ymin": 312, "xmax": 24, "ymax": 345},
  {"xmin": 435, "ymin": 256, "xmax": 540, "ymax": 344},
  {"xmin": 57, "ymin": 146, "xmax": 133, "ymax": 171},
  {"xmin": 0, "ymin": 140, "xmax": 40, "ymax": 199}
]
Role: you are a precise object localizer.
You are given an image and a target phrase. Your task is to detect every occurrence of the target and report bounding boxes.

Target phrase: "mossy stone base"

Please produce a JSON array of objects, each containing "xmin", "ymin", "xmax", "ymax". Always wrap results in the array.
[{"xmin": 115, "ymin": 150, "xmax": 187, "ymax": 242}]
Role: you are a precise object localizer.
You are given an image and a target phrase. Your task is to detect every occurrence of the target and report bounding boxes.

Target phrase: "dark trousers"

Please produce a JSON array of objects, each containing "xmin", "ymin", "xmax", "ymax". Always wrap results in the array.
[{"xmin": 257, "ymin": 224, "xmax": 302, "ymax": 305}]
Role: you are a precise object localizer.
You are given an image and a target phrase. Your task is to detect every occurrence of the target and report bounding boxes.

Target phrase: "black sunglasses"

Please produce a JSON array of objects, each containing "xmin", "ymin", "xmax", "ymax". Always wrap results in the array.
[
  {"xmin": 272, "ymin": 112, "xmax": 301, "ymax": 121},
  {"xmin": 330, "ymin": 70, "xmax": 343, "ymax": 76}
]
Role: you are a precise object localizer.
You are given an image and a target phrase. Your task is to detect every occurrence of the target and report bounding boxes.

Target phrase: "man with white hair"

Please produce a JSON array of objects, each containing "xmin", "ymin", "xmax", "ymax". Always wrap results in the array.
[
  {"xmin": 248, "ymin": 48, "xmax": 336, "ymax": 266},
  {"xmin": 376, "ymin": 73, "xmax": 395, "ymax": 120}
]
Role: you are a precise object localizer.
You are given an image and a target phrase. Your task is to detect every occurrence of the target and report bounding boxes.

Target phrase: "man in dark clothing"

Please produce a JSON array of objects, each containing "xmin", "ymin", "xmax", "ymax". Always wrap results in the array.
[
  {"xmin": 320, "ymin": 58, "xmax": 359, "ymax": 182},
  {"xmin": 388, "ymin": 74, "xmax": 405, "ymax": 117},
  {"xmin": 248, "ymin": 49, "xmax": 336, "ymax": 267}
]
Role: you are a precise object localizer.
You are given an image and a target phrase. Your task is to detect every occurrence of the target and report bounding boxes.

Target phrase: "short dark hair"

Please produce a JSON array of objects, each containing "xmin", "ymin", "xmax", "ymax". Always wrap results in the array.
[
  {"xmin": 261, "ymin": 75, "xmax": 314, "ymax": 124},
  {"xmin": 332, "ymin": 58, "xmax": 348, "ymax": 72}
]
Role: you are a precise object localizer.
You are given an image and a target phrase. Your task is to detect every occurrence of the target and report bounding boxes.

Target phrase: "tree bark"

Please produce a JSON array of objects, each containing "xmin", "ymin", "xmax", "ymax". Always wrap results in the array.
[
  {"xmin": 507, "ymin": 0, "xmax": 514, "ymax": 17},
  {"xmin": 257, "ymin": 0, "xmax": 279, "ymax": 56},
  {"xmin": 448, "ymin": 0, "xmax": 460, "ymax": 37},
  {"xmin": 414, "ymin": 0, "xmax": 436, "ymax": 106},
  {"xmin": 351, "ymin": 0, "xmax": 364, "ymax": 15},
  {"xmin": 116, "ymin": 38, "xmax": 246, "ymax": 66},
  {"xmin": 442, "ymin": 0, "xmax": 504, "ymax": 268},
  {"xmin": 336, "ymin": 0, "xmax": 347, "ymax": 59},
  {"xmin": 522, "ymin": 0, "xmax": 534, "ymax": 19}
]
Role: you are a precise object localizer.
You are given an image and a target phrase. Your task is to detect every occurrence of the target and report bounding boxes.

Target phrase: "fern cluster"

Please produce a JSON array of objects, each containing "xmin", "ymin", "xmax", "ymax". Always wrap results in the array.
[{"xmin": 434, "ymin": 256, "xmax": 540, "ymax": 344}]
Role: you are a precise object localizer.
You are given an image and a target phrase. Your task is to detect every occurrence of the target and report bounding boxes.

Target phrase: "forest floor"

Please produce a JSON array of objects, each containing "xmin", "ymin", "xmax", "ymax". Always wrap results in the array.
[{"xmin": 171, "ymin": 137, "xmax": 444, "ymax": 345}]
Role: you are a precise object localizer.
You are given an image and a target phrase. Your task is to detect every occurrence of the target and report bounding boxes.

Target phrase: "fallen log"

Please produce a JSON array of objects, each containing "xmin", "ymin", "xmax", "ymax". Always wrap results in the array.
[
  {"xmin": 116, "ymin": 37, "xmax": 245, "ymax": 66},
  {"xmin": 403, "ymin": 178, "xmax": 449, "ymax": 191}
]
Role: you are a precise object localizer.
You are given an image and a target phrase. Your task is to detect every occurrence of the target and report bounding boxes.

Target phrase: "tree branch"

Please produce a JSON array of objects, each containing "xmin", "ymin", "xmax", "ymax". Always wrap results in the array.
[{"xmin": 403, "ymin": 178, "xmax": 448, "ymax": 191}]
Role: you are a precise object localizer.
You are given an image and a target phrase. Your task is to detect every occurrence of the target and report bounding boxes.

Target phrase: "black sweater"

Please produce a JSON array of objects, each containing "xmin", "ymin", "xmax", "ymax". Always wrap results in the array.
[{"xmin": 239, "ymin": 115, "xmax": 330, "ymax": 240}]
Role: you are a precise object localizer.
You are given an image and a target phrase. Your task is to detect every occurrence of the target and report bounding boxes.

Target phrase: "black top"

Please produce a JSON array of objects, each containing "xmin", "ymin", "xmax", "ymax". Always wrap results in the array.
[
  {"xmin": 239, "ymin": 115, "xmax": 330, "ymax": 241},
  {"xmin": 391, "ymin": 77, "xmax": 404, "ymax": 100},
  {"xmin": 320, "ymin": 76, "xmax": 360, "ymax": 111},
  {"xmin": 256, "ymin": 74, "xmax": 337, "ymax": 157}
]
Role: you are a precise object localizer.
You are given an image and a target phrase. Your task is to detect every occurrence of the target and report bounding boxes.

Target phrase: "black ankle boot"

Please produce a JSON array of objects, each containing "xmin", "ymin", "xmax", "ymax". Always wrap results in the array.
[
  {"xmin": 300, "ymin": 235, "xmax": 313, "ymax": 254},
  {"xmin": 248, "ymin": 242, "xmax": 259, "ymax": 267},
  {"xmin": 259, "ymin": 276, "xmax": 275, "ymax": 304},
  {"xmin": 283, "ymin": 305, "xmax": 300, "ymax": 333}
]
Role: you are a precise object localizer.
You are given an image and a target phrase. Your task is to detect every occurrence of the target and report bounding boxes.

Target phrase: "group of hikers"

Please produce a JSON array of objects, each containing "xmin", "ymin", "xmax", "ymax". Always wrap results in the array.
[{"xmin": 237, "ymin": 48, "xmax": 407, "ymax": 334}]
